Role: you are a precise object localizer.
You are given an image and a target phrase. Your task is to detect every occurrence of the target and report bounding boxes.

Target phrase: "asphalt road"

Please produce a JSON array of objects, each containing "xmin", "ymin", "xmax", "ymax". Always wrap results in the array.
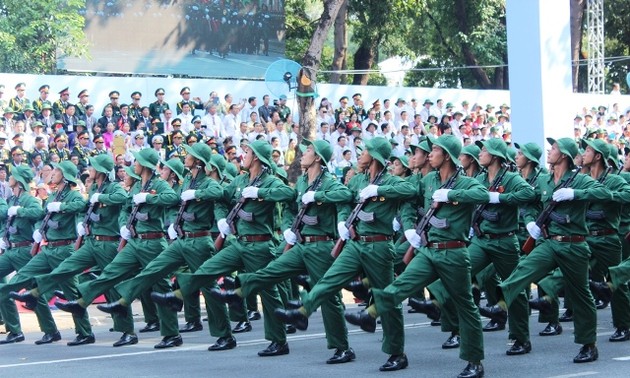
[{"xmin": 1, "ymin": 300, "xmax": 629, "ymax": 378}]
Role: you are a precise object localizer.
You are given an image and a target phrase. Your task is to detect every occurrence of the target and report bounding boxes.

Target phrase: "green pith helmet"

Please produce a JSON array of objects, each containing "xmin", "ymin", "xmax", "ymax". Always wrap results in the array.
[
  {"xmin": 364, "ymin": 137, "xmax": 392, "ymax": 166},
  {"xmin": 299, "ymin": 138, "xmax": 332, "ymax": 165},
  {"xmin": 11, "ymin": 165, "xmax": 34, "ymax": 189},
  {"xmin": 162, "ymin": 158, "xmax": 186, "ymax": 181},
  {"xmin": 89, "ymin": 154, "xmax": 114, "ymax": 174},
  {"xmin": 248, "ymin": 140, "xmax": 273, "ymax": 168},
  {"xmin": 132, "ymin": 148, "xmax": 160, "ymax": 170},
  {"xmin": 427, "ymin": 134, "xmax": 462, "ymax": 165},
  {"xmin": 546, "ymin": 137, "xmax": 579, "ymax": 162},
  {"xmin": 514, "ymin": 142, "xmax": 542, "ymax": 163},
  {"xmin": 52, "ymin": 161, "xmax": 79, "ymax": 184}
]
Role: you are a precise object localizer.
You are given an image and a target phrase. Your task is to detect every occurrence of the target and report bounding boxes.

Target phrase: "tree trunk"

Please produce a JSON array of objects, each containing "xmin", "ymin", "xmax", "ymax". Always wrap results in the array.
[
  {"xmin": 329, "ymin": 0, "xmax": 348, "ymax": 84},
  {"xmin": 453, "ymin": 0, "xmax": 492, "ymax": 89},
  {"xmin": 570, "ymin": 0, "xmax": 586, "ymax": 92},
  {"xmin": 352, "ymin": 40, "xmax": 376, "ymax": 85},
  {"xmin": 287, "ymin": 0, "xmax": 345, "ymax": 183}
]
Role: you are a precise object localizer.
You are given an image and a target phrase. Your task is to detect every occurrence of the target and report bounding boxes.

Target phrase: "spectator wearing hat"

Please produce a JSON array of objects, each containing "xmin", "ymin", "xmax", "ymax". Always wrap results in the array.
[
  {"xmin": 0, "ymin": 132, "xmax": 11, "ymax": 164},
  {"xmin": 460, "ymin": 100, "xmax": 471, "ymax": 117},
  {"xmin": 276, "ymin": 94, "xmax": 290, "ymax": 122},
  {"xmin": 9, "ymin": 82, "xmax": 29, "ymax": 114},
  {"xmin": 52, "ymin": 87, "xmax": 70, "ymax": 120},
  {"xmin": 74, "ymin": 89, "xmax": 90, "ymax": 118},
  {"xmin": 49, "ymin": 133, "xmax": 71, "ymax": 162},
  {"xmin": 36, "ymin": 101, "xmax": 55, "ymax": 132},
  {"xmin": 361, "ymin": 108, "xmax": 379, "ymax": 132},
  {"xmin": 1, "ymin": 107, "xmax": 16, "ymax": 130},
  {"xmin": 334, "ymin": 96, "xmax": 351, "ymax": 125},
  {"xmin": 101, "ymin": 90, "xmax": 121, "ymax": 118},
  {"xmin": 8, "ymin": 146, "xmax": 26, "ymax": 172},
  {"xmin": 176, "ymin": 87, "xmax": 203, "ymax": 115},
  {"xmin": 71, "ymin": 130, "xmax": 91, "ymax": 168},
  {"xmin": 150, "ymin": 135, "xmax": 166, "ymax": 161},
  {"xmin": 419, "ymin": 98, "xmax": 434, "ymax": 123},
  {"xmin": 32, "ymin": 85, "xmax": 51, "ymax": 116},
  {"xmin": 188, "ymin": 115, "xmax": 205, "ymax": 141},
  {"xmin": 166, "ymin": 130, "xmax": 187, "ymax": 161},
  {"xmin": 351, "ymin": 93, "xmax": 367, "ymax": 122},
  {"xmin": 128, "ymin": 91, "xmax": 143, "ymax": 120},
  {"xmin": 19, "ymin": 104, "xmax": 37, "ymax": 130},
  {"xmin": 90, "ymin": 134, "xmax": 108, "ymax": 157},
  {"xmin": 124, "ymin": 131, "xmax": 147, "ymax": 164},
  {"xmin": 149, "ymin": 88, "xmax": 170, "ymax": 119}
]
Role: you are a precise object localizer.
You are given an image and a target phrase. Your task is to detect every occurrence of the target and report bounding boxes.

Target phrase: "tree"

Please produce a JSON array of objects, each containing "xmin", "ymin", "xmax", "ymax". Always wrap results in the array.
[
  {"xmin": 287, "ymin": 0, "xmax": 345, "ymax": 182},
  {"xmin": 329, "ymin": 0, "xmax": 348, "ymax": 84},
  {"xmin": 0, "ymin": 0, "xmax": 88, "ymax": 74},
  {"xmin": 570, "ymin": 0, "xmax": 586, "ymax": 92}
]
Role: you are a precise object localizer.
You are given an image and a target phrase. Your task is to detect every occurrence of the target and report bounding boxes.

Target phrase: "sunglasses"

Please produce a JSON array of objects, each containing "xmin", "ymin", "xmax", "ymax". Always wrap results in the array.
[
  {"xmin": 153, "ymin": 142, "xmax": 163, "ymax": 144},
  {"xmin": 173, "ymin": 136, "xmax": 182, "ymax": 139},
  {"xmin": 95, "ymin": 141, "xmax": 104, "ymax": 143},
  {"xmin": 132, "ymin": 97, "xmax": 140, "ymax": 100},
  {"xmin": 79, "ymin": 137, "xmax": 88, "ymax": 140}
]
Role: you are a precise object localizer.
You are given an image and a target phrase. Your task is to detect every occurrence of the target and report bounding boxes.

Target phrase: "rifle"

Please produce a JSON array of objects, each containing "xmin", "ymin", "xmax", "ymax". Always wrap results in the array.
[
  {"xmin": 522, "ymin": 166, "xmax": 582, "ymax": 254},
  {"xmin": 118, "ymin": 173, "xmax": 155, "ymax": 252},
  {"xmin": 3, "ymin": 189, "xmax": 21, "ymax": 249},
  {"xmin": 471, "ymin": 164, "xmax": 509, "ymax": 237},
  {"xmin": 75, "ymin": 180, "xmax": 107, "ymax": 250},
  {"xmin": 283, "ymin": 168, "xmax": 327, "ymax": 252},
  {"xmin": 214, "ymin": 166, "xmax": 267, "ymax": 251},
  {"xmin": 31, "ymin": 184, "xmax": 67, "ymax": 256},
  {"xmin": 331, "ymin": 165, "xmax": 388, "ymax": 259},
  {"xmin": 173, "ymin": 166, "xmax": 202, "ymax": 239},
  {"xmin": 403, "ymin": 166, "xmax": 463, "ymax": 265}
]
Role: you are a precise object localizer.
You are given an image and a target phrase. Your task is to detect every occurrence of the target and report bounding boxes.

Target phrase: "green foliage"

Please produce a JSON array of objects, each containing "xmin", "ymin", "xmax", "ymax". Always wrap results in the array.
[
  {"xmin": 603, "ymin": 0, "xmax": 630, "ymax": 92},
  {"xmin": 0, "ymin": 0, "xmax": 88, "ymax": 74}
]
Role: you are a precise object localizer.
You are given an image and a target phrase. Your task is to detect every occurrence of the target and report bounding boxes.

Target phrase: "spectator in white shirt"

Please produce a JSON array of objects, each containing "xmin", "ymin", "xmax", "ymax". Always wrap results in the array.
[
  {"xmin": 248, "ymin": 122, "xmax": 267, "ymax": 142},
  {"xmin": 363, "ymin": 122, "xmax": 378, "ymax": 141},
  {"xmin": 178, "ymin": 103, "xmax": 195, "ymax": 133},
  {"xmin": 233, "ymin": 121, "xmax": 249, "ymax": 142},
  {"xmin": 201, "ymin": 104, "xmax": 224, "ymax": 139},
  {"xmin": 223, "ymin": 104, "xmax": 240, "ymax": 137},
  {"xmin": 332, "ymin": 135, "xmax": 349, "ymax": 164},
  {"xmin": 316, "ymin": 105, "xmax": 335, "ymax": 127},
  {"xmin": 316, "ymin": 122, "xmax": 331, "ymax": 143},
  {"xmin": 395, "ymin": 110, "xmax": 409, "ymax": 133},
  {"xmin": 329, "ymin": 123, "xmax": 347, "ymax": 147},
  {"xmin": 268, "ymin": 120, "xmax": 289, "ymax": 150},
  {"xmin": 241, "ymin": 96, "xmax": 258, "ymax": 123},
  {"xmin": 393, "ymin": 98, "xmax": 407, "ymax": 123},
  {"xmin": 460, "ymin": 100, "xmax": 471, "ymax": 117},
  {"xmin": 433, "ymin": 99, "xmax": 445, "ymax": 118},
  {"xmin": 361, "ymin": 109, "xmax": 378, "ymax": 132},
  {"xmin": 407, "ymin": 98, "xmax": 420, "ymax": 116},
  {"xmin": 335, "ymin": 149, "xmax": 353, "ymax": 170}
]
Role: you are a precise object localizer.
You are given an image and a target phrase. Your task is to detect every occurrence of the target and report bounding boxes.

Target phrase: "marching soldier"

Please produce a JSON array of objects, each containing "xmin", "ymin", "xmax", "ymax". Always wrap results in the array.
[
  {"xmin": 343, "ymin": 134, "xmax": 489, "ymax": 378},
  {"xmin": 150, "ymin": 140, "xmax": 296, "ymax": 357},
  {"xmin": 99, "ymin": 143, "xmax": 236, "ymax": 351},
  {"xmin": 0, "ymin": 166, "xmax": 44, "ymax": 344},
  {"xmin": 52, "ymin": 87, "xmax": 70, "ymax": 120},
  {"xmin": 2, "ymin": 161, "xmax": 94, "ymax": 346},
  {"xmin": 494, "ymin": 137, "xmax": 610, "ymax": 363},
  {"xmin": 12, "ymin": 155, "xmax": 136, "ymax": 347},
  {"xmin": 275, "ymin": 138, "xmax": 415, "ymax": 371},
  {"xmin": 211, "ymin": 139, "xmax": 357, "ymax": 363},
  {"xmin": 54, "ymin": 149, "xmax": 181, "ymax": 349}
]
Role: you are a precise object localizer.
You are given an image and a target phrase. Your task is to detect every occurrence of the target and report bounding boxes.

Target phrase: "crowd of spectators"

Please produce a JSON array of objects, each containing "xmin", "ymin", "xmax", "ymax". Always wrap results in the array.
[{"xmin": 0, "ymin": 80, "xmax": 627, "ymax": 197}]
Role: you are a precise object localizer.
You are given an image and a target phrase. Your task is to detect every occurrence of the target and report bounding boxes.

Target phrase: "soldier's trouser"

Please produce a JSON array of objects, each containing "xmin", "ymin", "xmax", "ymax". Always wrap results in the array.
[
  {"xmin": 302, "ymin": 239, "xmax": 404, "ymax": 356},
  {"xmin": 537, "ymin": 268, "xmax": 565, "ymax": 324},
  {"xmin": 239, "ymin": 240, "xmax": 349, "ymax": 350},
  {"xmin": 140, "ymin": 290, "xmax": 159, "ymax": 324},
  {"xmin": 176, "ymin": 238, "xmax": 286, "ymax": 344},
  {"xmin": 373, "ymin": 244, "xmax": 483, "ymax": 362},
  {"xmin": 499, "ymin": 239, "xmax": 596, "ymax": 345},
  {"xmin": 0, "ymin": 244, "xmax": 91, "ymax": 337},
  {"xmin": 35, "ymin": 237, "xmax": 134, "ymax": 333},
  {"xmin": 77, "ymin": 238, "xmax": 179, "ymax": 337},
  {"xmin": 116, "ymin": 236, "xmax": 231, "ymax": 338}
]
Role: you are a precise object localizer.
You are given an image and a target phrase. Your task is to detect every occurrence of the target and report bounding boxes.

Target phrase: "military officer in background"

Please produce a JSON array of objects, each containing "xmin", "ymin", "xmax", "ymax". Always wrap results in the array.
[
  {"xmin": 49, "ymin": 133, "xmax": 71, "ymax": 162},
  {"xmin": 9, "ymin": 83, "xmax": 29, "ymax": 114},
  {"xmin": 129, "ymin": 92, "xmax": 143, "ymax": 120},
  {"xmin": 74, "ymin": 90, "xmax": 90, "ymax": 119},
  {"xmin": 102, "ymin": 91, "xmax": 121, "ymax": 117},
  {"xmin": 32, "ymin": 85, "xmax": 51, "ymax": 116},
  {"xmin": 52, "ymin": 87, "xmax": 70, "ymax": 120},
  {"xmin": 176, "ymin": 87, "xmax": 204, "ymax": 115},
  {"xmin": 150, "ymin": 88, "xmax": 170, "ymax": 119},
  {"xmin": 166, "ymin": 130, "xmax": 187, "ymax": 161}
]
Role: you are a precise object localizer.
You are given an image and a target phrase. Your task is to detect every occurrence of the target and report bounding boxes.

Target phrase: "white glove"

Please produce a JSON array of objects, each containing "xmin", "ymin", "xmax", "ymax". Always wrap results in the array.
[
  {"xmin": 133, "ymin": 192, "xmax": 149, "ymax": 204},
  {"xmin": 392, "ymin": 218, "xmax": 401, "ymax": 232},
  {"xmin": 526, "ymin": 222, "xmax": 541, "ymax": 240},
  {"xmin": 120, "ymin": 226, "xmax": 131, "ymax": 240},
  {"xmin": 76, "ymin": 222, "xmax": 86, "ymax": 236},
  {"xmin": 432, "ymin": 189, "xmax": 451, "ymax": 203},
  {"xmin": 181, "ymin": 189, "xmax": 196, "ymax": 202},
  {"xmin": 301, "ymin": 191, "xmax": 316, "ymax": 204},
  {"xmin": 337, "ymin": 222, "xmax": 350, "ymax": 241},
  {"xmin": 47, "ymin": 202, "xmax": 62, "ymax": 212},
  {"xmin": 7, "ymin": 206, "xmax": 20, "ymax": 217},
  {"xmin": 218, "ymin": 218, "xmax": 232, "ymax": 236},
  {"xmin": 283, "ymin": 229, "xmax": 297, "ymax": 245},
  {"xmin": 33, "ymin": 230, "xmax": 42, "ymax": 243},
  {"xmin": 552, "ymin": 188, "xmax": 575, "ymax": 202},
  {"xmin": 359, "ymin": 184, "xmax": 379, "ymax": 201},
  {"xmin": 241, "ymin": 186, "xmax": 259, "ymax": 199},
  {"xmin": 90, "ymin": 193, "xmax": 100, "ymax": 204},
  {"xmin": 405, "ymin": 229, "xmax": 421, "ymax": 248},
  {"xmin": 0, "ymin": 239, "xmax": 6, "ymax": 250},
  {"xmin": 167, "ymin": 224, "xmax": 178, "ymax": 240},
  {"xmin": 488, "ymin": 192, "xmax": 501, "ymax": 204}
]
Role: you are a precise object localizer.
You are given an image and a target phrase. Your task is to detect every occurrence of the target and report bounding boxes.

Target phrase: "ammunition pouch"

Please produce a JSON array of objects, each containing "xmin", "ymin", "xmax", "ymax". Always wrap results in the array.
[
  {"xmin": 237, "ymin": 209, "xmax": 254, "ymax": 222},
  {"xmin": 301, "ymin": 214, "xmax": 319, "ymax": 226},
  {"xmin": 182, "ymin": 211, "xmax": 196, "ymax": 222},
  {"xmin": 46, "ymin": 219, "xmax": 59, "ymax": 229},
  {"xmin": 428, "ymin": 216, "xmax": 449, "ymax": 229},
  {"xmin": 549, "ymin": 211, "xmax": 570, "ymax": 224},
  {"xmin": 89, "ymin": 213, "xmax": 101, "ymax": 223},
  {"xmin": 135, "ymin": 212, "xmax": 149, "ymax": 222},
  {"xmin": 481, "ymin": 210, "xmax": 500, "ymax": 222},
  {"xmin": 585, "ymin": 209, "xmax": 606, "ymax": 220},
  {"xmin": 357, "ymin": 210, "xmax": 375, "ymax": 223}
]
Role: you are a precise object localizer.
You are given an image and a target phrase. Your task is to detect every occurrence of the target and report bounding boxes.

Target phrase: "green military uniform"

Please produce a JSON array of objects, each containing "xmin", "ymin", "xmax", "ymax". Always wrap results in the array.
[
  {"xmin": 49, "ymin": 147, "xmax": 71, "ymax": 162},
  {"xmin": 426, "ymin": 139, "xmax": 534, "ymax": 353},
  {"xmin": 71, "ymin": 145, "xmax": 90, "ymax": 168},
  {"xmin": 149, "ymin": 88, "xmax": 170, "ymax": 119},
  {"xmin": 0, "ymin": 171, "xmax": 48, "ymax": 342},
  {"xmin": 237, "ymin": 140, "xmax": 354, "ymax": 356},
  {"xmin": 33, "ymin": 156, "xmax": 135, "ymax": 340},
  {"xmin": 0, "ymin": 162, "xmax": 93, "ymax": 343},
  {"xmin": 68, "ymin": 149, "xmax": 180, "ymax": 345},
  {"xmin": 174, "ymin": 140, "xmax": 295, "ymax": 353},
  {"xmin": 9, "ymin": 96, "xmax": 29, "ymax": 114},
  {"xmin": 299, "ymin": 138, "xmax": 415, "ymax": 360},
  {"xmin": 114, "ymin": 144, "xmax": 232, "ymax": 346},
  {"xmin": 499, "ymin": 138, "xmax": 610, "ymax": 358}
]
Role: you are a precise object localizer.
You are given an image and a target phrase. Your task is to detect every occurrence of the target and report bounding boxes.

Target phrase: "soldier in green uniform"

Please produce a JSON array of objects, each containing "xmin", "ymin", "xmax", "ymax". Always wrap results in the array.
[
  {"xmin": 2, "ymin": 162, "xmax": 94, "ymax": 346},
  {"xmin": 54, "ymin": 149, "xmax": 182, "ymax": 349},
  {"xmin": 129, "ymin": 92, "xmax": 143, "ymax": 121},
  {"xmin": 73, "ymin": 90, "xmax": 89, "ymax": 119},
  {"xmin": 343, "ymin": 134, "xmax": 488, "ymax": 378},
  {"xmin": 166, "ymin": 129, "xmax": 187, "ymax": 161},
  {"xmin": 150, "ymin": 140, "xmax": 295, "ymax": 357},
  {"xmin": 99, "ymin": 143, "xmax": 235, "ymax": 351},
  {"xmin": 530, "ymin": 139, "xmax": 630, "ymax": 342},
  {"xmin": 52, "ymin": 87, "xmax": 70, "ymax": 121},
  {"xmin": 8, "ymin": 83, "xmax": 29, "ymax": 114},
  {"xmin": 12, "ymin": 155, "xmax": 136, "ymax": 347},
  {"xmin": 71, "ymin": 130, "xmax": 91, "ymax": 168},
  {"xmin": 176, "ymin": 87, "xmax": 204, "ymax": 115},
  {"xmin": 212, "ymin": 139, "xmax": 356, "ymax": 363},
  {"xmin": 0, "ymin": 167, "xmax": 45, "ymax": 344},
  {"xmin": 275, "ymin": 138, "xmax": 415, "ymax": 371},
  {"xmin": 32, "ymin": 85, "xmax": 51, "ymax": 116},
  {"xmin": 49, "ymin": 133, "xmax": 71, "ymax": 162},
  {"xmin": 149, "ymin": 88, "xmax": 170, "ymax": 119},
  {"xmin": 102, "ymin": 91, "xmax": 121, "ymax": 118},
  {"xmin": 0, "ymin": 132, "xmax": 10, "ymax": 165},
  {"xmin": 90, "ymin": 134, "xmax": 108, "ymax": 156},
  {"xmin": 494, "ymin": 137, "xmax": 610, "ymax": 364}
]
